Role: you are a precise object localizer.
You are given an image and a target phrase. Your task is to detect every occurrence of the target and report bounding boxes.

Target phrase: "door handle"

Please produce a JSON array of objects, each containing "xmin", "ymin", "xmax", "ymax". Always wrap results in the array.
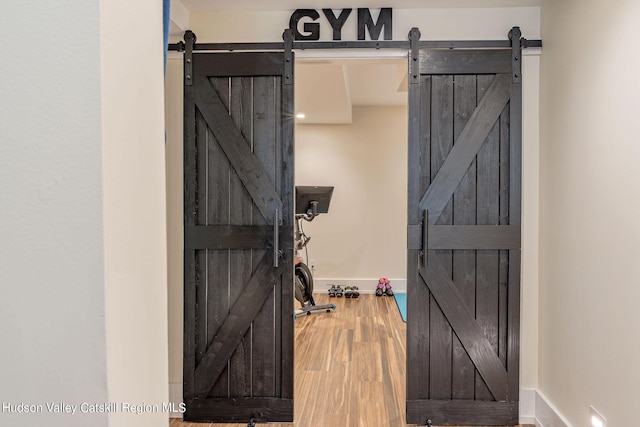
[
  {"xmin": 274, "ymin": 209, "xmax": 280, "ymax": 268},
  {"xmin": 421, "ymin": 210, "xmax": 428, "ymax": 267}
]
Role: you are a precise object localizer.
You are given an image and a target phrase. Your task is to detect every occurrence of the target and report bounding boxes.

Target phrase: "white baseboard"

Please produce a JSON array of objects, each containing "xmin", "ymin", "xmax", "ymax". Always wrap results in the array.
[
  {"xmin": 168, "ymin": 382, "xmax": 183, "ymax": 418},
  {"xmin": 520, "ymin": 388, "xmax": 536, "ymax": 425},
  {"xmin": 534, "ymin": 389, "xmax": 573, "ymax": 427},
  {"xmin": 519, "ymin": 388, "xmax": 573, "ymax": 427},
  {"xmin": 314, "ymin": 278, "xmax": 406, "ymax": 294}
]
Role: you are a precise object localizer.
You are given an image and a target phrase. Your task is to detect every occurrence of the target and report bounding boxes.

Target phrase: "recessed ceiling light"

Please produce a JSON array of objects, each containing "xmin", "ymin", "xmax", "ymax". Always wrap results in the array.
[{"xmin": 296, "ymin": 113, "xmax": 306, "ymax": 119}]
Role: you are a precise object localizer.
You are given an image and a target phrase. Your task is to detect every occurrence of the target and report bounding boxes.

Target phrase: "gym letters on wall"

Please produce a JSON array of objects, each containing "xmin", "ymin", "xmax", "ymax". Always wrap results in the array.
[{"xmin": 289, "ymin": 8, "xmax": 393, "ymax": 41}]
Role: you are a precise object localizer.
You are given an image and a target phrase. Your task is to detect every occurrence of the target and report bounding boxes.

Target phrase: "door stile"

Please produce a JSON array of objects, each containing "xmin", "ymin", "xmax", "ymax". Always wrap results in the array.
[
  {"xmin": 406, "ymin": 26, "xmax": 430, "ymax": 403},
  {"xmin": 279, "ymin": 29, "xmax": 295, "ymax": 401},
  {"xmin": 183, "ymin": 29, "xmax": 197, "ymax": 402}
]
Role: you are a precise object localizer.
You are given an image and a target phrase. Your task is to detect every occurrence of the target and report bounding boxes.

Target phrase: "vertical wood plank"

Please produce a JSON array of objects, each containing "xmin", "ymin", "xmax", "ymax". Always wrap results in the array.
[
  {"xmin": 429, "ymin": 75, "xmax": 453, "ymax": 400},
  {"xmin": 475, "ymin": 74, "xmax": 501, "ymax": 400},
  {"xmin": 249, "ymin": 75, "xmax": 266, "ymax": 400},
  {"xmin": 507, "ymin": 250, "xmax": 521, "ymax": 401},
  {"xmin": 183, "ymin": 82, "xmax": 197, "ymax": 399},
  {"xmin": 451, "ymin": 74, "xmax": 476, "ymax": 400},
  {"xmin": 206, "ymin": 78, "xmax": 232, "ymax": 398},
  {"xmin": 407, "ymin": 76, "xmax": 426, "ymax": 227},
  {"xmin": 251, "ymin": 76, "xmax": 278, "ymax": 397},
  {"xmin": 279, "ymin": 65, "xmax": 295, "ymax": 399},
  {"xmin": 407, "ymin": 73, "xmax": 430, "ymax": 401},
  {"xmin": 227, "ymin": 76, "xmax": 254, "ymax": 398},
  {"xmin": 195, "ymin": 109, "xmax": 209, "ymax": 373},
  {"xmin": 272, "ymin": 75, "xmax": 283, "ymax": 397},
  {"xmin": 406, "ymin": 30, "xmax": 427, "ymax": 406},
  {"xmin": 407, "ymin": 254, "xmax": 429, "ymax": 400},
  {"xmin": 418, "ymin": 76, "xmax": 432, "ymax": 401},
  {"xmin": 498, "ymin": 102, "xmax": 511, "ymax": 368},
  {"xmin": 509, "ymin": 81, "xmax": 522, "ymax": 224},
  {"xmin": 419, "ymin": 76, "xmax": 433, "ymax": 212}
]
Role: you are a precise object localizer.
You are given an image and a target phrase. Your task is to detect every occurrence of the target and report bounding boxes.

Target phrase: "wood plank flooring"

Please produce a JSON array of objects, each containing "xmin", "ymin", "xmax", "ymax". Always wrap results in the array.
[{"xmin": 171, "ymin": 294, "xmax": 530, "ymax": 427}]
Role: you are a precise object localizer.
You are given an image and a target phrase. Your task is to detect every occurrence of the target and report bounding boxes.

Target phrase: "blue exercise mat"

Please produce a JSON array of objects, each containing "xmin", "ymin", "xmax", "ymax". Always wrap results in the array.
[{"xmin": 393, "ymin": 293, "xmax": 407, "ymax": 322}]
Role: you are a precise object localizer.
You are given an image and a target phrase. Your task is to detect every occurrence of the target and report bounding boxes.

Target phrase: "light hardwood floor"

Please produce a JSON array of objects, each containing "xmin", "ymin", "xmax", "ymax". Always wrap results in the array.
[{"xmin": 171, "ymin": 294, "xmax": 531, "ymax": 427}]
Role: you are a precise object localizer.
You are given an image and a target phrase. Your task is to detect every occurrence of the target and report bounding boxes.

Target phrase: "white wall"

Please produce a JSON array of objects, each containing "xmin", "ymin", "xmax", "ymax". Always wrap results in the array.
[
  {"xmin": 102, "ymin": 1, "xmax": 170, "ymax": 426},
  {"xmin": 295, "ymin": 106, "xmax": 408, "ymax": 290},
  {"xmin": 0, "ymin": 2, "xmax": 108, "ymax": 426},
  {"xmin": 539, "ymin": 0, "xmax": 640, "ymax": 425},
  {"xmin": 189, "ymin": 7, "xmax": 540, "ymax": 43},
  {"xmin": 165, "ymin": 56, "xmax": 185, "ymax": 402},
  {"xmin": 0, "ymin": 2, "xmax": 169, "ymax": 426},
  {"xmin": 521, "ymin": 52, "xmax": 540, "ymax": 396}
]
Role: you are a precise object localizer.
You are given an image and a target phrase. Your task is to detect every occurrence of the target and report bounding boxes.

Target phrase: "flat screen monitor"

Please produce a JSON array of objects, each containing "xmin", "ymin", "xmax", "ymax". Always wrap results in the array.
[{"xmin": 295, "ymin": 186, "xmax": 334, "ymax": 215}]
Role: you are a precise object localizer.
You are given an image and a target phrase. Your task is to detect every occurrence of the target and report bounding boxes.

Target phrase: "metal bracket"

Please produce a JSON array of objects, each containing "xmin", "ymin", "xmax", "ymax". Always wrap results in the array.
[
  {"xmin": 283, "ymin": 29, "xmax": 294, "ymax": 85},
  {"xmin": 521, "ymin": 37, "xmax": 542, "ymax": 49},
  {"xmin": 409, "ymin": 27, "xmax": 421, "ymax": 85},
  {"xmin": 509, "ymin": 26, "xmax": 522, "ymax": 84},
  {"xmin": 184, "ymin": 30, "xmax": 196, "ymax": 86}
]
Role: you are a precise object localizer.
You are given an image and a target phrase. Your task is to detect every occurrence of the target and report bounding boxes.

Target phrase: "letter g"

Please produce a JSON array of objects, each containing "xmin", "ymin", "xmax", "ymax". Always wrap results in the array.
[{"xmin": 289, "ymin": 9, "xmax": 320, "ymax": 40}]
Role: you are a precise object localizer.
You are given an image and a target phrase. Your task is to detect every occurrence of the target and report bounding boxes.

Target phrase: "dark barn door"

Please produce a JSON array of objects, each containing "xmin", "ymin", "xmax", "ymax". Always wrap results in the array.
[
  {"xmin": 183, "ymin": 35, "xmax": 295, "ymax": 423},
  {"xmin": 406, "ymin": 30, "xmax": 523, "ymax": 425}
]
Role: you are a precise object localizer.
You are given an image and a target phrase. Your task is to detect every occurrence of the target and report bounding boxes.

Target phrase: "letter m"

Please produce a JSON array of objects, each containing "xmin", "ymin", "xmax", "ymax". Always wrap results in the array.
[{"xmin": 357, "ymin": 8, "xmax": 392, "ymax": 40}]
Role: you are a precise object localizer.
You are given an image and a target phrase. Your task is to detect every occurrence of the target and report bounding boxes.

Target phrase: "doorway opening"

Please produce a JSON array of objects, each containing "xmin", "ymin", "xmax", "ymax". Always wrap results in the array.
[
  {"xmin": 293, "ymin": 55, "xmax": 409, "ymax": 297},
  {"xmin": 291, "ymin": 55, "xmax": 410, "ymax": 425}
]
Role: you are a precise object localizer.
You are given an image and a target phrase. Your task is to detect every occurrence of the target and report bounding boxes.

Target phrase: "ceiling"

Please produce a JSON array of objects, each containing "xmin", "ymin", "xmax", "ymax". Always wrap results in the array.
[
  {"xmin": 295, "ymin": 58, "xmax": 408, "ymax": 124},
  {"xmin": 172, "ymin": 0, "xmax": 541, "ymax": 124}
]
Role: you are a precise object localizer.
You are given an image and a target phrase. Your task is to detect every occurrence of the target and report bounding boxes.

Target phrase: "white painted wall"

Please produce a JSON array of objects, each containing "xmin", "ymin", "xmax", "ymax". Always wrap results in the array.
[
  {"xmin": 295, "ymin": 106, "xmax": 408, "ymax": 290},
  {"xmin": 539, "ymin": 0, "xmax": 640, "ymax": 425},
  {"xmin": 165, "ymin": 57, "xmax": 185, "ymax": 403},
  {"xmin": 521, "ymin": 52, "xmax": 540, "ymax": 396},
  {"xmin": 102, "ymin": 1, "xmax": 169, "ymax": 426},
  {"xmin": 0, "ymin": 2, "xmax": 108, "ymax": 426},
  {"xmin": 0, "ymin": 1, "xmax": 168, "ymax": 426},
  {"xmin": 189, "ymin": 7, "xmax": 540, "ymax": 43}
]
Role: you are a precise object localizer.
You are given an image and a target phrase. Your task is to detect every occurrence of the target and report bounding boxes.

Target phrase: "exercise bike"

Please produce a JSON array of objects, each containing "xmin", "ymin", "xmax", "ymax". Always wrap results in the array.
[{"xmin": 293, "ymin": 186, "xmax": 336, "ymax": 318}]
